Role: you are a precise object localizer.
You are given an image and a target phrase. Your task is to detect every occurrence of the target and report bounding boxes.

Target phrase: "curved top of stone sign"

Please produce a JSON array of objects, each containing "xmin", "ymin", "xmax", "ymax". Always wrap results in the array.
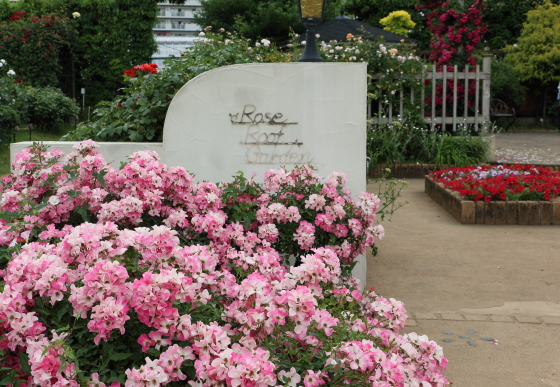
[{"xmin": 161, "ymin": 62, "xmax": 367, "ymax": 192}]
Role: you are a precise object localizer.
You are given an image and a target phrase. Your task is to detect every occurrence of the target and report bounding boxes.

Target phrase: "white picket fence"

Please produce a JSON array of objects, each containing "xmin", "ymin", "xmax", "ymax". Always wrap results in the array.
[{"xmin": 369, "ymin": 53, "xmax": 492, "ymax": 131}]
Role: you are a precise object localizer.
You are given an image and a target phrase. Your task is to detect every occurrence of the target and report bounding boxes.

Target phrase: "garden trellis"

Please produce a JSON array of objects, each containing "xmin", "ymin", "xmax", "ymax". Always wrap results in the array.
[{"xmin": 370, "ymin": 53, "xmax": 492, "ymax": 131}]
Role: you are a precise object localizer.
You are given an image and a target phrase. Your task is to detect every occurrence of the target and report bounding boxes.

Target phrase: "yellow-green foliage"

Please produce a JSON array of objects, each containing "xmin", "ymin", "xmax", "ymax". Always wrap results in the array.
[
  {"xmin": 379, "ymin": 10, "xmax": 416, "ymax": 37},
  {"xmin": 504, "ymin": 0, "xmax": 560, "ymax": 83}
]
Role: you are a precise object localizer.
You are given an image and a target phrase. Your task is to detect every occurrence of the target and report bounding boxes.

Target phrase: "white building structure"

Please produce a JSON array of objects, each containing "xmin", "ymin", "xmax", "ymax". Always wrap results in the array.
[
  {"xmin": 153, "ymin": 0, "xmax": 202, "ymax": 67},
  {"xmin": 154, "ymin": 0, "xmax": 201, "ymax": 37}
]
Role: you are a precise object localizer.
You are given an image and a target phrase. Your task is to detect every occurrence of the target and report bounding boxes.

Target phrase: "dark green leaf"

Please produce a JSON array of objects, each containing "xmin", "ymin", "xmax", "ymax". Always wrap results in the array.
[
  {"xmin": 107, "ymin": 376, "xmax": 126, "ymax": 383},
  {"xmin": 0, "ymin": 373, "xmax": 14, "ymax": 386},
  {"xmin": 109, "ymin": 353, "xmax": 134, "ymax": 361},
  {"xmin": 75, "ymin": 205, "xmax": 90, "ymax": 222},
  {"xmin": 93, "ymin": 170, "xmax": 108, "ymax": 188},
  {"xmin": 19, "ymin": 352, "xmax": 31, "ymax": 373}
]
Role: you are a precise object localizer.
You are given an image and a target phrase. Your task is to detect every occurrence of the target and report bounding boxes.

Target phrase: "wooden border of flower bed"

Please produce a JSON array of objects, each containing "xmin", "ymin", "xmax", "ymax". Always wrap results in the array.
[{"xmin": 424, "ymin": 176, "xmax": 560, "ymax": 225}]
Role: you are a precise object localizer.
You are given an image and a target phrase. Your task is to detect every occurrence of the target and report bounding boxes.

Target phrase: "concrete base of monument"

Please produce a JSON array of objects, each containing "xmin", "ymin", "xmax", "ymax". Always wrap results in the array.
[{"xmin": 424, "ymin": 176, "xmax": 560, "ymax": 225}]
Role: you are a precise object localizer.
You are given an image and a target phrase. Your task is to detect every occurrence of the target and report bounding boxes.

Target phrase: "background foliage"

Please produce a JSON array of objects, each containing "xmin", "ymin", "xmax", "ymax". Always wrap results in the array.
[
  {"xmin": 345, "ymin": 0, "xmax": 430, "ymax": 49},
  {"xmin": 504, "ymin": 0, "xmax": 560, "ymax": 116},
  {"xmin": 489, "ymin": 58, "xmax": 527, "ymax": 108},
  {"xmin": 25, "ymin": 86, "xmax": 80, "ymax": 132},
  {"xmin": 63, "ymin": 30, "xmax": 294, "ymax": 142},
  {"xmin": 504, "ymin": 0, "xmax": 560, "ymax": 85},
  {"xmin": 63, "ymin": 29, "xmax": 424, "ymax": 142},
  {"xmin": 0, "ymin": 11, "xmax": 77, "ymax": 87},
  {"xmin": 194, "ymin": 0, "xmax": 345, "ymax": 43},
  {"xmin": 483, "ymin": 0, "xmax": 560, "ymax": 49},
  {"xmin": 0, "ymin": 60, "xmax": 79, "ymax": 143},
  {"xmin": 0, "ymin": 74, "xmax": 28, "ymax": 143},
  {"xmin": 0, "ymin": 0, "xmax": 159, "ymax": 105}
]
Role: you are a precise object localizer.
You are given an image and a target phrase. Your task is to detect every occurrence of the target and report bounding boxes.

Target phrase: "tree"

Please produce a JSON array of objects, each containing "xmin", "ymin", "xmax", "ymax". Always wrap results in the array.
[
  {"xmin": 194, "ymin": 0, "xmax": 345, "ymax": 43},
  {"xmin": 504, "ymin": 0, "xmax": 560, "ymax": 117},
  {"xmin": 0, "ymin": 0, "xmax": 12, "ymax": 20},
  {"xmin": 0, "ymin": 11, "xmax": 78, "ymax": 87},
  {"xmin": 71, "ymin": 0, "xmax": 159, "ymax": 104},
  {"xmin": 0, "ymin": 0, "xmax": 159, "ymax": 105},
  {"xmin": 505, "ymin": 0, "xmax": 560, "ymax": 84},
  {"xmin": 483, "ymin": 0, "xmax": 560, "ymax": 49}
]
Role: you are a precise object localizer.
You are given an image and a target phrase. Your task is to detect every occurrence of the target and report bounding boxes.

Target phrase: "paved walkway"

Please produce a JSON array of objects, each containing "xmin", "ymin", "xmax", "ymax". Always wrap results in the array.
[
  {"xmin": 494, "ymin": 131, "xmax": 560, "ymax": 165},
  {"xmin": 366, "ymin": 177, "xmax": 560, "ymax": 386}
]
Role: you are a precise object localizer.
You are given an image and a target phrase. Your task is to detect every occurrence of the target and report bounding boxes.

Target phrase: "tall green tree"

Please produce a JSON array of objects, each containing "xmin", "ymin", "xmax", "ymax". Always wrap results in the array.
[
  {"xmin": 504, "ymin": 0, "xmax": 560, "ymax": 117},
  {"xmin": 504, "ymin": 0, "xmax": 560, "ymax": 84},
  {"xmin": 194, "ymin": 0, "xmax": 345, "ymax": 43},
  {"xmin": 0, "ymin": 11, "xmax": 78, "ymax": 87},
  {"xmin": 72, "ymin": 0, "xmax": 158, "ymax": 104},
  {"xmin": 483, "ymin": 0, "xmax": 560, "ymax": 49},
  {"xmin": 0, "ymin": 0, "xmax": 159, "ymax": 105}
]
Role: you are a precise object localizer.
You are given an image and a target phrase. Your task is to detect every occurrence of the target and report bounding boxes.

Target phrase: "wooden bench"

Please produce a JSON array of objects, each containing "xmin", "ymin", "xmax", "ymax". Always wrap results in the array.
[{"xmin": 490, "ymin": 99, "xmax": 516, "ymax": 132}]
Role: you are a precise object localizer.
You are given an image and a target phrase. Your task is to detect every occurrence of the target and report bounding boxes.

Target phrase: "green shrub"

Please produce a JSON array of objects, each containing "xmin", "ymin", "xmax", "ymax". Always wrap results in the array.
[
  {"xmin": 431, "ymin": 134, "xmax": 489, "ymax": 166},
  {"xmin": 0, "ymin": 79, "xmax": 22, "ymax": 141},
  {"xmin": 0, "ymin": 62, "xmax": 29, "ymax": 142},
  {"xmin": 490, "ymin": 58, "xmax": 527, "ymax": 107},
  {"xmin": 0, "ymin": 60, "xmax": 78, "ymax": 138},
  {"xmin": 367, "ymin": 121, "xmax": 490, "ymax": 170},
  {"xmin": 26, "ymin": 86, "xmax": 80, "ymax": 132}
]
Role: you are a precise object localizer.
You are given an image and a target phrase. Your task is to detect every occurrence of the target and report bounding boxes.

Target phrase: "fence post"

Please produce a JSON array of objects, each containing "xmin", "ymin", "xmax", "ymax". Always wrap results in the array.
[{"xmin": 482, "ymin": 48, "xmax": 492, "ymax": 126}]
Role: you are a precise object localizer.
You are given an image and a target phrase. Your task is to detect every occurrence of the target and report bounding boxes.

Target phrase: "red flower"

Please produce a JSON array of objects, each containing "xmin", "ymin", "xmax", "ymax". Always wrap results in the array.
[{"xmin": 429, "ymin": 164, "xmax": 560, "ymax": 203}]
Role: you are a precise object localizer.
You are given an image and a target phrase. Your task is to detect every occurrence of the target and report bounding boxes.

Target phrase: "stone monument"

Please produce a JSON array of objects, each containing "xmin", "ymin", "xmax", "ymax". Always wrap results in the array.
[{"xmin": 10, "ymin": 62, "xmax": 369, "ymax": 284}]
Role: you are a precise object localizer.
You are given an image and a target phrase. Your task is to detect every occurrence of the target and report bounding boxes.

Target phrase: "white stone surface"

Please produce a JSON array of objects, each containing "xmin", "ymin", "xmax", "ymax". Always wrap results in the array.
[
  {"xmin": 161, "ymin": 63, "xmax": 367, "ymax": 197},
  {"xmin": 10, "ymin": 63, "xmax": 369, "ymax": 286},
  {"xmin": 10, "ymin": 142, "xmax": 164, "ymax": 169}
]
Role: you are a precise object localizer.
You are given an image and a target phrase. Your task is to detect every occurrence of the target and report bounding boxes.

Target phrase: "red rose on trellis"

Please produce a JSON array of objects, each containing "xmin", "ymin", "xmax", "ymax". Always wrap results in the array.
[
  {"xmin": 423, "ymin": 65, "xmax": 478, "ymax": 119},
  {"xmin": 416, "ymin": 0, "xmax": 488, "ymax": 67}
]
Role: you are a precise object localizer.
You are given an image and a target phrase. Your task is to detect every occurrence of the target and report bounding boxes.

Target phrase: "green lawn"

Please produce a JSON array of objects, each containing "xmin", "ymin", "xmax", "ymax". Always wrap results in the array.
[{"xmin": 0, "ymin": 123, "xmax": 74, "ymax": 177}]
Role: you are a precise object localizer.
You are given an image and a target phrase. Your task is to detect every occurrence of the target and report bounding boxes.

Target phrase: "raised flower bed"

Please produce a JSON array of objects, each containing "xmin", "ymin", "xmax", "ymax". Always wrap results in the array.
[{"xmin": 426, "ymin": 165, "xmax": 560, "ymax": 225}]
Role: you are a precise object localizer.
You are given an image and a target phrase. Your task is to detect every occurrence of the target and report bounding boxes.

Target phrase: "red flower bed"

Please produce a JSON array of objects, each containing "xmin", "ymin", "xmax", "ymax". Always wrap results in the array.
[{"xmin": 430, "ymin": 164, "xmax": 560, "ymax": 202}]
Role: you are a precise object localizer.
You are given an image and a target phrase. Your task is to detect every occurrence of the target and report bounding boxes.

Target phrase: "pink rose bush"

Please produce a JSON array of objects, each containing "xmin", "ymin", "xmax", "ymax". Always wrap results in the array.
[{"xmin": 0, "ymin": 141, "xmax": 449, "ymax": 386}]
